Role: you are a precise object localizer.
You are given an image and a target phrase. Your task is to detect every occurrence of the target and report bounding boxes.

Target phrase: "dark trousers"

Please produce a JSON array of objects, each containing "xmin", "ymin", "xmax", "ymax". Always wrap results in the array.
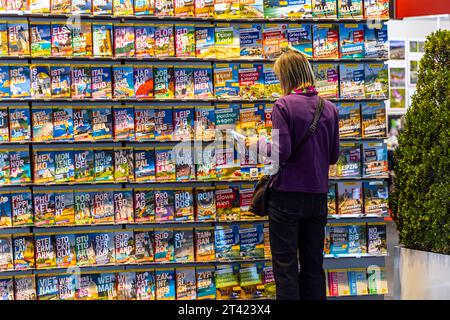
[{"xmin": 268, "ymin": 190, "xmax": 328, "ymax": 300}]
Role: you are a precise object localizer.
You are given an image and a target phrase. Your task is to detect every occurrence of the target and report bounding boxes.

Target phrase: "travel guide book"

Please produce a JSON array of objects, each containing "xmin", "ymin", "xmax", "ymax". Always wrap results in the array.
[
  {"xmin": 312, "ymin": 0, "xmax": 337, "ymax": 18},
  {"xmin": 134, "ymin": 107, "xmax": 155, "ymax": 140},
  {"xmin": 338, "ymin": 0, "xmax": 363, "ymax": 19},
  {"xmin": 365, "ymin": 63, "xmax": 389, "ymax": 99},
  {"xmin": 364, "ymin": 23, "xmax": 388, "ymax": 59},
  {"xmin": 340, "ymin": 63, "xmax": 365, "ymax": 99},
  {"xmin": 313, "ymin": 63, "xmax": 339, "ymax": 98},
  {"xmin": 51, "ymin": 23, "xmax": 73, "ymax": 57},
  {"xmin": 339, "ymin": 24, "xmax": 365, "ymax": 59},
  {"xmin": 361, "ymin": 102, "xmax": 387, "ymax": 138},
  {"xmin": 313, "ymin": 24, "xmax": 339, "ymax": 59},
  {"xmin": 30, "ymin": 22, "xmax": 51, "ymax": 57},
  {"xmin": 337, "ymin": 181, "xmax": 363, "ymax": 215},
  {"xmin": 239, "ymin": 24, "xmax": 263, "ymax": 59},
  {"xmin": 363, "ymin": 180, "xmax": 388, "ymax": 215},
  {"xmin": 337, "ymin": 102, "xmax": 361, "ymax": 138}
]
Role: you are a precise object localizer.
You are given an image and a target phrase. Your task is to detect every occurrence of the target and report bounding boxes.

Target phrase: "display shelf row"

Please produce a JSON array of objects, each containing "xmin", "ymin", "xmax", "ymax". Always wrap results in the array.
[
  {"xmin": 326, "ymin": 267, "xmax": 388, "ymax": 297},
  {"xmin": 0, "ymin": 62, "xmax": 388, "ymax": 101},
  {"xmin": 1, "ymin": 19, "xmax": 389, "ymax": 60},
  {"xmin": 0, "ymin": 0, "xmax": 390, "ymax": 20}
]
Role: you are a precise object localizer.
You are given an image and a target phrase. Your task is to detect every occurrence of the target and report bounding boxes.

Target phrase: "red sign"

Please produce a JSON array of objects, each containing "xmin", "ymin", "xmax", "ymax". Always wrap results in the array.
[{"xmin": 395, "ymin": 0, "xmax": 450, "ymax": 19}]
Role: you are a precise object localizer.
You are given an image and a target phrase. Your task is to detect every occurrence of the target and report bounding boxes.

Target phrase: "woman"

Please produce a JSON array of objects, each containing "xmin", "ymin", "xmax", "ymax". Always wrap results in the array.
[{"xmin": 269, "ymin": 49, "xmax": 340, "ymax": 300}]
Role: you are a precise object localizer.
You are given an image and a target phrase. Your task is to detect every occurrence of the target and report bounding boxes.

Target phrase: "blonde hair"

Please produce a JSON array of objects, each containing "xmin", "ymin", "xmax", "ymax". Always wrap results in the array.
[{"xmin": 273, "ymin": 48, "xmax": 316, "ymax": 96}]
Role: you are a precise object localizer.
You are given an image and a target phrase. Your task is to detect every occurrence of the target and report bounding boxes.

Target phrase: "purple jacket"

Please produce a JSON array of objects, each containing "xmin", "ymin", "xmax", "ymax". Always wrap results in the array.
[{"xmin": 271, "ymin": 92, "xmax": 340, "ymax": 193}]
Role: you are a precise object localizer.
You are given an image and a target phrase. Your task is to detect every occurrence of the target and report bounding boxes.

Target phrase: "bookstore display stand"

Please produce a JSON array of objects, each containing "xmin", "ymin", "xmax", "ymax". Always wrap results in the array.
[{"xmin": 0, "ymin": 1, "xmax": 391, "ymax": 300}]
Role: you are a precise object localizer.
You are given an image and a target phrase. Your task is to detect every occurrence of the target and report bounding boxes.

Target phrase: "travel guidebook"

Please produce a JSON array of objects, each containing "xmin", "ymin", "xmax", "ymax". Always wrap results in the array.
[
  {"xmin": 72, "ymin": 0, "xmax": 93, "ymax": 14},
  {"xmin": 153, "ymin": 66, "xmax": 175, "ymax": 99},
  {"xmin": 337, "ymin": 142, "xmax": 361, "ymax": 178},
  {"xmin": 361, "ymin": 102, "xmax": 387, "ymax": 138},
  {"xmin": 239, "ymin": 224, "xmax": 264, "ymax": 259},
  {"xmin": 50, "ymin": 65, "xmax": 71, "ymax": 98},
  {"xmin": 367, "ymin": 223, "xmax": 387, "ymax": 255},
  {"xmin": 74, "ymin": 149, "xmax": 94, "ymax": 183},
  {"xmin": 155, "ymin": 25, "xmax": 175, "ymax": 57},
  {"xmin": 328, "ymin": 183, "xmax": 337, "ymax": 215},
  {"xmin": 51, "ymin": 0, "xmax": 71, "ymax": 13},
  {"xmin": 213, "ymin": 64, "xmax": 239, "ymax": 98},
  {"xmin": 365, "ymin": 63, "xmax": 389, "ymax": 99},
  {"xmin": 9, "ymin": 149, "xmax": 31, "ymax": 185},
  {"xmin": 13, "ymin": 234, "xmax": 35, "ymax": 270},
  {"xmin": 114, "ymin": 24, "xmax": 135, "ymax": 57},
  {"xmin": 33, "ymin": 150, "xmax": 55, "ymax": 184},
  {"xmin": 113, "ymin": 107, "xmax": 135, "ymax": 140},
  {"xmin": 91, "ymin": 65, "xmax": 112, "ymax": 99},
  {"xmin": 72, "ymin": 23, "xmax": 93, "ymax": 57},
  {"xmin": 0, "ymin": 236, "xmax": 13, "ymax": 271},
  {"xmin": 174, "ymin": 146, "xmax": 195, "ymax": 181},
  {"xmin": 31, "ymin": 65, "xmax": 51, "ymax": 99},
  {"xmin": 215, "ymin": 224, "xmax": 240, "ymax": 260},
  {"xmin": 51, "ymin": 23, "xmax": 73, "ymax": 57},
  {"xmin": 195, "ymin": 26, "xmax": 215, "ymax": 58},
  {"xmin": 35, "ymin": 234, "xmax": 57, "ymax": 269},
  {"xmin": 364, "ymin": 180, "xmax": 388, "ymax": 215},
  {"xmin": 113, "ymin": 0, "xmax": 135, "ymax": 16},
  {"xmin": 175, "ymin": 25, "xmax": 196, "ymax": 57},
  {"xmin": 154, "ymin": 107, "xmax": 173, "ymax": 140},
  {"xmin": 134, "ymin": 230, "xmax": 154, "ymax": 263},
  {"xmin": 135, "ymin": 270, "xmax": 156, "ymax": 300},
  {"xmin": 337, "ymin": 102, "xmax": 361, "ymax": 138},
  {"xmin": 114, "ymin": 148, "xmax": 134, "ymax": 182},
  {"xmin": 262, "ymin": 24, "xmax": 288, "ymax": 59},
  {"xmin": 53, "ymin": 107, "xmax": 74, "ymax": 141},
  {"xmin": 195, "ymin": 227, "xmax": 215, "ymax": 261},
  {"xmin": 33, "ymin": 190, "xmax": 55, "ymax": 226},
  {"xmin": 92, "ymin": 0, "xmax": 113, "ymax": 15},
  {"xmin": 14, "ymin": 276, "xmax": 36, "ymax": 300},
  {"xmin": 195, "ymin": 187, "xmax": 216, "ymax": 221},
  {"xmin": 53, "ymin": 149, "xmax": 75, "ymax": 183},
  {"xmin": 114, "ymin": 189, "xmax": 134, "ymax": 223},
  {"xmin": 134, "ymin": 148, "xmax": 156, "ymax": 182},
  {"xmin": 174, "ymin": 189, "xmax": 194, "ymax": 221},
  {"xmin": 324, "ymin": 223, "xmax": 348, "ymax": 256},
  {"xmin": 239, "ymin": 24, "xmax": 263, "ymax": 59},
  {"xmin": 54, "ymin": 190, "xmax": 75, "ymax": 225},
  {"xmin": 92, "ymin": 107, "xmax": 113, "ymax": 140},
  {"xmin": 338, "ymin": 0, "xmax": 363, "ymax": 19},
  {"xmin": 214, "ymin": 24, "xmax": 240, "ymax": 59},
  {"xmin": 135, "ymin": 24, "xmax": 155, "ymax": 57},
  {"xmin": 10, "ymin": 65, "xmax": 31, "ymax": 99},
  {"xmin": 94, "ymin": 148, "xmax": 115, "ymax": 182},
  {"xmin": 239, "ymin": 263, "xmax": 264, "ymax": 299},
  {"xmin": 156, "ymin": 269, "xmax": 175, "ymax": 300},
  {"xmin": 154, "ymin": 229, "xmax": 174, "ymax": 262},
  {"xmin": 92, "ymin": 23, "xmax": 113, "ymax": 57},
  {"xmin": 39, "ymin": 275, "xmax": 60, "ymax": 300},
  {"xmin": 194, "ymin": 106, "xmax": 215, "ymax": 141},
  {"xmin": 113, "ymin": 66, "xmax": 135, "ymax": 99},
  {"xmin": 364, "ymin": 0, "xmax": 389, "ymax": 19},
  {"xmin": 362, "ymin": 142, "xmax": 388, "ymax": 177},
  {"xmin": 0, "ymin": 192, "xmax": 12, "ymax": 228},
  {"xmin": 238, "ymin": 64, "xmax": 264, "ymax": 100},
  {"xmin": 155, "ymin": 148, "xmax": 176, "ymax": 181},
  {"xmin": 337, "ymin": 181, "xmax": 363, "ymax": 215},
  {"xmin": 30, "ymin": 22, "xmax": 51, "ymax": 57},
  {"xmin": 215, "ymin": 264, "xmax": 240, "ymax": 300},
  {"xmin": 174, "ymin": 228, "xmax": 194, "ymax": 262},
  {"xmin": 71, "ymin": 65, "xmax": 92, "ymax": 99},
  {"xmin": 0, "ymin": 65, "xmax": 10, "ymax": 98},
  {"xmin": 313, "ymin": 24, "xmax": 339, "ymax": 59},
  {"xmin": 339, "ymin": 24, "xmax": 365, "ymax": 59},
  {"xmin": 174, "ymin": 67, "xmax": 194, "ymax": 99},
  {"xmin": 155, "ymin": 189, "xmax": 175, "ymax": 221},
  {"xmin": 340, "ymin": 63, "xmax": 365, "ymax": 99},
  {"xmin": 313, "ymin": 63, "xmax": 339, "ymax": 98},
  {"xmin": 312, "ymin": 0, "xmax": 337, "ymax": 18},
  {"xmin": 287, "ymin": 24, "xmax": 313, "ymax": 57},
  {"xmin": 194, "ymin": 66, "xmax": 214, "ymax": 98},
  {"xmin": 74, "ymin": 233, "xmax": 96, "ymax": 266},
  {"xmin": 9, "ymin": 106, "xmax": 31, "ymax": 142},
  {"xmin": 176, "ymin": 268, "xmax": 197, "ymax": 300},
  {"xmin": 134, "ymin": 189, "xmax": 156, "ymax": 222},
  {"xmin": 215, "ymin": 186, "xmax": 240, "ymax": 221},
  {"xmin": 215, "ymin": 0, "xmax": 240, "ymax": 19},
  {"xmin": 0, "ymin": 107, "xmax": 8, "ymax": 142},
  {"xmin": 134, "ymin": 66, "xmax": 154, "ymax": 99},
  {"xmin": 8, "ymin": 21, "xmax": 30, "ymax": 56},
  {"xmin": 240, "ymin": 0, "xmax": 264, "ymax": 18},
  {"xmin": 115, "ymin": 231, "xmax": 135, "ymax": 264},
  {"xmin": 134, "ymin": 107, "xmax": 155, "ymax": 140},
  {"xmin": 364, "ymin": 23, "xmax": 388, "ymax": 59}
]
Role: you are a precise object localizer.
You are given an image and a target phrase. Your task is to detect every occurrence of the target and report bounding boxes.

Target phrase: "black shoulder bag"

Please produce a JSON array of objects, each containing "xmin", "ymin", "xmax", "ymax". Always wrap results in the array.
[{"xmin": 249, "ymin": 97, "xmax": 325, "ymax": 217}]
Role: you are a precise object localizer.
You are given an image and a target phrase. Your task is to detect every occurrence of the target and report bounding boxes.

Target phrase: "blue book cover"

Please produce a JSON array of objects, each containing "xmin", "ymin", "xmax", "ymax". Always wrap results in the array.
[
  {"xmin": 337, "ymin": 102, "xmax": 361, "ymax": 138},
  {"xmin": 174, "ymin": 229, "xmax": 195, "ymax": 262},
  {"xmin": 196, "ymin": 267, "xmax": 216, "ymax": 300},
  {"xmin": 156, "ymin": 269, "xmax": 176, "ymax": 300},
  {"xmin": 54, "ymin": 191, "xmax": 75, "ymax": 226},
  {"xmin": 33, "ymin": 150, "xmax": 55, "ymax": 184},
  {"xmin": 0, "ymin": 191, "xmax": 12, "ymax": 227},
  {"xmin": 193, "ymin": 66, "xmax": 214, "ymax": 98},
  {"xmin": 53, "ymin": 108, "xmax": 74, "ymax": 141},
  {"xmin": 153, "ymin": 66, "xmax": 174, "ymax": 99},
  {"xmin": 113, "ymin": 66, "xmax": 135, "ymax": 99},
  {"xmin": 11, "ymin": 190, "xmax": 33, "ymax": 226},
  {"xmin": 174, "ymin": 146, "xmax": 195, "ymax": 182},
  {"xmin": 57, "ymin": 274, "xmax": 76, "ymax": 300},
  {"xmin": 339, "ymin": 63, "xmax": 365, "ymax": 99},
  {"xmin": 339, "ymin": 24, "xmax": 365, "ymax": 59},
  {"xmin": 113, "ymin": 107, "xmax": 135, "ymax": 141},
  {"xmin": 215, "ymin": 103, "xmax": 240, "ymax": 131},
  {"xmin": 134, "ymin": 107, "xmax": 155, "ymax": 140},
  {"xmin": 287, "ymin": 24, "xmax": 313, "ymax": 57},
  {"xmin": 9, "ymin": 106, "xmax": 31, "ymax": 142},
  {"xmin": 155, "ymin": 189, "xmax": 175, "ymax": 222},
  {"xmin": 0, "ymin": 107, "xmax": 8, "ymax": 142},
  {"xmin": 195, "ymin": 26, "xmax": 215, "ymax": 58},
  {"xmin": 215, "ymin": 225, "xmax": 240, "ymax": 260},
  {"xmin": 32, "ymin": 107, "xmax": 53, "ymax": 142},
  {"xmin": 94, "ymin": 149, "xmax": 114, "ymax": 182},
  {"xmin": 134, "ymin": 66, "xmax": 154, "ymax": 99},
  {"xmin": 364, "ymin": 23, "xmax": 388, "ymax": 59},
  {"xmin": 9, "ymin": 149, "xmax": 31, "ymax": 184},
  {"xmin": 173, "ymin": 107, "xmax": 194, "ymax": 141},
  {"xmin": 0, "ymin": 151, "xmax": 9, "ymax": 185},
  {"xmin": 0, "ymin": 66, "xmax": 10, "ymax": 97},
  {"xmin": 73, "ymin": 108, "xmax": 92, "ymax": 141},
  {"xmin": 135, "ymin": 271, "xmax": 155, "ymax": 300},
  {"xmin": 50, "ymin": 65, "xmax": 71, "ymax": 98},
  {"xmin": 95, "ymin": 273, "xmax": 117, "ymax": 299},
  {"xmin": 239, "ymin": 223, "xmax": 265, "ymax": 259},
  {"xmin": 30, "ymin": 65, "xmax": 51, "ymax": 98},
  {"xmin": 239, "ymin": 24, "xmax": 263, "ymax": 58},
  {"xmin": 134, "ymin": 148, "xmax": 156, "ymax": 182},
  {"xmin": 154, "ymin": 229, "xmax": 174, "ymax": 262},
  {"xmin": 174, "ymin": 67, "xmax": 194, "ymax": 99},
  {"xmin": 91, "ymin": 232, "xmax": 115, "ymax": 266},
  {"xmin": 74, "ymin": 149, "xmax": 94, "ymax": 182},
  {"xmin": 337, "ymin": 142, "xmax": 361, "ymax": 178},
  {"xmin": 54, "ymin": 149, "xmax": 75, "ymax": 183},
  {"xmin": 327, "ymin": 224, "xmax": 349, "ymax": 255},
  {"xmin": 348, "ymin": 270, "xmax": 358, "ymax": 296},
  {"xmin": 154, "ymin": 107, "xmax": 173, "ymax": 141},
  {"xmin": 176, "ymin": 268, "xmax": 197, "ymax": 300},
  {"xmin": 91, "ymin": 65, "xmax": 112, "ymax": 99},
  {"xmin": 71, "ymin": 66, "xmax": 92, "ymax": 99},
  {"xmin": 213, "ymin": 63, "xmax": 240, "ymax": 98},
  {"xmin": 10, "ymin": 65, "xmax": 31, "ymax": 98},
  {"xmin": 37, "ymin": 275, "xmax": 59, "ymax": 300},
  {"xmin": 348, "ymin": 223, "xmax": 367, "ymax": 255},
  {"xmin": 92, "ymin": 107, "xmax": 113, "ymax": 140},
  {"xmin": 174, "ymin": 189, "xmax": 194, "ymax": 221},
  {"xmin": 362, "ymin": 142, "xmax": 388, "ymax": 177},
  {"xmin": 363, "ymin": 180, "xmax": 388, "ymax": 215}
]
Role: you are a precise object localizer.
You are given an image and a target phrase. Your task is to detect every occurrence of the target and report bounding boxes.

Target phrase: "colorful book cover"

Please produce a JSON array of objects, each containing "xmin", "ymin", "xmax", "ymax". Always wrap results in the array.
[
  {"xmin": 263, "ymin": 64, "xmax": 281, "ymax": 100},
  {"xmin": 216, "ymin": 186, "xmax": 240, "ymax": 221},
  {"xmin": 215, "ymin": 143, "xmax": 241, "ymax": 180},
  {"xmin": 38, "ymin": 277, "xmax": 59, "ymax": 301},
  {"xmin": 55, "ymin": 234, "xmax": 77, "ymax": 268},
  {"xmin": 154, "ymin": 108, "xmax": 173, "ymax": 141},
  {"xmin": 51, "ymin": 23, "xmax": 73, "ymax": 57},
  {"xmin": 337, "ymin": 102, "xmax": 361, "ymax": 138},
  {"xmin": 135, "ymin": 24, "xmax": 155, "ymax": 57},
  {"xmin": 0, "ymin": 65, "xmax": 10, "ymax": 97},
  {"xmin": 364, "ymin": 180, "xmax": 388, "ymax": 215},
  {"xmin": 0, "ymin": 151, "xmax": 9, "ymax": 185},
  {"xmin": 74, "ymin": 149, "xmax": 94, "ymax": 182},
  {"xmin": 71, "ymin": 0, "xmax": 93, "ymax": 13},
  {"xmin": 0, "ymin": 277, "xmax": 14, "ymax": 300},
  {"xmin": 174, "ymin": 0, "xmax": 195, "ymax": 16},
  {"xmin": 240, "ymin": 0, "xmax": 264, "ymax": 17},
  {"xmin": 92, "ymin": 107, "xmax": 113, "ymax": 140},
  {"xmin": 0, "ymin": 107, "xmax": 8, "ymax": 142},
  {"xmin": 195, "ymin": 188, "xmax": 216, "ymax": 221},
  {"xmin": 74, "ymin": 191, "xmax": 93, "ymax": 225},
  {"xmin": 57, "ymin": 274, "xmax": 76, "ymax": 300},
  {"xmin": 262, "ymin": 24, "xmax": 288, "ymax": 59},
  {"xmin": 176, "ymin": 268, "xmax": 197, "ymax": 300},
  {"xmin": 0, "ymin": 23, "xmax": 6, "ymax": 56},
  {"xmin": 0, "ymin": 192, "xmax": 12, "ymax": 228},
  {"xmin": 361, "ymin": 101, "xmax": 386, "ymax": 138},
  {"xmin": 30, "ymin": 0, "xmax": 51, "ymax": 13},
  {"xmin": 215, "ymin": 264, "xmax": 241, "ymax": 299},
  {"xmin": 54, "ymin": 190, "xmax": 75, "ymax": 225},
  {"xmin": 239, "ymin": 263, "xmax": 265, "ymax": 299},
  {"xmin": 51, "ymin": 0, "xmax": 71, "ymax": 13},
  {"xmin": 71, "ymin": 65, "xmax": 92, "ymax": 99},
  {"xmin": 339, "ymin": 24, "xmax": 365, "ymax": 59},
  {"xmin": 72, "ymin": 23, "xmax": 93, "ymax": 57},
  {"xmin": 114, "ymin": 147, "xmax": 134, "ymax": 182},
  {"xmin": 10, "ymin": 65, "xmax": 31, "ymax": 98},
  {"xmin": 239, "ymin": 184, "xmax": 257, "ymax": 220},
  {"xmin": 286, "ymin": 24, "xmax": 313, "ymax": 57},
  {"xmin": 313, "ymin": 24, "xmax": 339, "ymax": 59},
  {"xmin": 338, "ymin": 0, "xmax": 363, "ymax": 19},
  {"xmin": 194, "ymin": 106, "xmax": 215, "ymax": 141},
  {"xmin": 154, "ymin": 229, "xmax": 174, "ymax": 262},
  {"xmin": 174, "ymin": 228, "xmax": 194, "ymax": 262},
  {"xmin": 113, "ymin": 0, "xmax": 135, "ymax": 15},
  {"xmin": 364, "ymin": 23, "xmax": 388, "ymax": 59},
  {"xmin": 32, "ymin": 107, "xmax": 53, "ymax": 142},
  {"xmin": 328, "ymin": 183, "xmax": 337, "ymax": 215},
  {"xmin": 73, "ymin": 107, "xmax": 93, "ymax": 141},
  {"xmin": 173, "ymin": 107, "xmax": 194, "ymax": 141},
  {"xmin": 174, "ymin": 145, "xmax": 195, "ymax": 182},
  {"xmin": 195, "ymin": 145, "xmax": 216, "ymax": 180},
  {"xmin": 134, "ymin": 108, "xmax": 155, "ymax": 140},
  {"xmin": 92, "ymin": 0, "xmax": 113, "ymax": 14},
  {"xmin": 348, "ymin": 268, "xmax": 368, "ymax": 295},
  {"xmin": 195, "ymin": 26, "xmax": 215, "ymax": 58},
  {"xmin": 155, "ymin": 269, "xmax": 175, "ymax": 300},
  {"xmin": 365, "ymin": 63, "xmax": 388, "ymax": 99},
  {"xmin": 196, "ymin": 267, "xmax": 216, "ymax": 299},
  {"xmin": 312, "ymin": 0, "xmax": 337, "ymax": 18},
  {"xmin": 239, "ymin": 24, "xmax": 263, "ymax": 58},
  {"xmin": 337, "ymin": 142, "xmax": 361, "ymax": 178},
  {"xmin": 155, "ymin": 0, "xmax": 174, "ymax": 15},
  {"xmin": 175, "ymin": 25, "xmax": 196, "ymax": 57},
  {"xmin": 134, "ymin": 189, "xmax": 155, "ymax": 222},
  {"xmin": 367, "ymin": 223, "xmax": 387, "ymax": 255},
  {"xmin": 340, "ymin": 63, "xmax": 365, "ymax": 99},
  {"xmin": 114, "ymin": 24, "xmax": 135, "ymax": 57},
  {"xmin": 239, "ymin": 223, "xmax": 264, "ymax": 259},
  {"xmin": 364, "ymin": 0, "xmax": 389, "ymax": 19},
  {"xmin": 14, "ymin": 276, "xmax": 37, "ymax": 300},
  {"xmin": 92, "ymin": 23, "xmax": 113, "ymax": 57},
  {"xmin": 174, "ymin": 189, "xmax": 194, "ymax": 221},
  {"xmin": 50, "ymin": 65, "xmax": 71, "ymax": 98},
  {"xmin": 9, "ymin": 149, "xmax": 31, "ymax": 185},
  {"xmin": 238, "ymin": 64, "xmax": 264, "ymax": 99},
  {"xmin": 174, "ymin": 67, "xmax": 194, "ymax": 99},
  {"xmin": 134, "ymin": 0, "xmax": 155, "ymax": 15},
  {"xmin": 155, "ymin": 147, "xmax": 175, "ymax": 181},
  {"xmin": 95, "ymin": 273, "xmax": 117, "ymax": 300},
  {"xmin": 134, "ymin": 230, "xmax": 154, "ymax": 262},
  {"xmin": 367, "ymin": 267, "xmax": 388, "ymax": 294},
  {"xmin": 153, "ymin": 66, "xmax": 174, "ymax": 99},
  {"xmin": 348, "ymin": 224, "xmax": 366, "ymax": 255},
  {"xmin": 286, "ymin": 0, "xmax": 313, "ymax": 18},
  {"xmin": 262, "ymin": 262, "xmax": 275, "ymax": 298},
  {"xmin": 74, "ymin": 233, "xmax": 96, "ymax": 266},
  {"xmin": 154, "ymin": 189, "xmax": 174, "ymax": 221},
  {"xmin": 329, "ymin": 269, "xmax": 350, "ymax": 296},
  {"xmin": 214, "ymin": 24, "xmax": 240, "ymax": 59},
  {"xmin": 193, "ymin": 66, "xmax": 214, "ymax": 98},
  {"xmin": 134, "ymin": 66, "xmax": 154, "ymax": 99},
  {"xmin": 91, "ymin": 190, "xmax": 115, "ymax": 224},
  {"xmin": 362, "ymin": 142, "xmax": 388, "ymax": 177},
  {"xmin": 325, "ymin": 224, "xmax": 348, "ymax": 256},
  {"xmin": 134, "ymin": 148, "xmax": 156, "ymax": 182},
  {"xmin": 92, "ymin": 232, "xmax": 115, "ymax": 265},
  {"xmin": 9, "ymin": 106, "xmax": 31, "ymax": 142},
  {"xmin": 0, "ymin": 236, "xmax": 13, "ymax": 271},
  {"xmin": 117, "ymin": 272, "xmax": 137, "ymax": 300},
  {"xmin": 33, "ymin": 191, "xmax": 55, "ymax": 226},
  {"xmin": 8, "ymin": 21, "xmax": 30, "ymax": 56},
  {"xmin": 54, "ymin": 149, "xmax": 75, "ymax": 183},
  {"xmin": 154, "ymin": 25, "xmax": 175, "ymax": 56},
  {"xmin": 13, "ymin": 234, "xmax": 35, "ymax": 269},
  {"xmin": 33, "ymin": 150, "xmax": 55, "ymax": 184},
  {"xmin": 115, "ymin": 231, "xmax": 136, "ymax": 264},
  {"xmin": 338, "ymin": 181, "xmax": 363, "ymax": 215},
  {"xmin": 34, "ymin": 234, "xmax": 56, "ymax": 269},
  {"xmin": 94, "ymin": 148, "xmax": 115, "ymax": 182},
  {"xmin": 30, "ymin": 22, "xmax": 51, "ymax": 57},
  {"xmin": 113, "ymin": 107, "xmax": 135, "ymax": 140},
  {"xmin": 53, "ymin": 107, "xmax": 74, "ymax": 141},
  {"xmin": 195, "ymin": 227, "xmax": 215, "ymax": 261},
  {"xmin": 135, "ymin": 270, "xmax": 155, "ymax": 300},
  {"xmin": 213, "ymin": 63, "xmax": 240, "ymax": 98},
  {"xmin": 75, "ymin": 274, "xmax": 97, "ymax": 299},
  {"xmin": 215, "ymin": 0, "xmax": 240, "ymax": 19},
  {"xmin": 114, "ymin": 189, "xmax": 134, "ymax": 223},
  {"xmin": 215, "ymin": 225, "xmax": 240, "ymax": 260},
  {"xmin": 113, "ymin": 66, "xmax": 135, "ymax": 99}
]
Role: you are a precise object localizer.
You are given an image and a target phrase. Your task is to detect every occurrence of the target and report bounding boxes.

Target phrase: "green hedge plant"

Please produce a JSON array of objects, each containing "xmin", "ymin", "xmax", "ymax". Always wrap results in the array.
[{"xmin": 391, "ymin": 30, "xmax": 450, "ymax": 255}]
